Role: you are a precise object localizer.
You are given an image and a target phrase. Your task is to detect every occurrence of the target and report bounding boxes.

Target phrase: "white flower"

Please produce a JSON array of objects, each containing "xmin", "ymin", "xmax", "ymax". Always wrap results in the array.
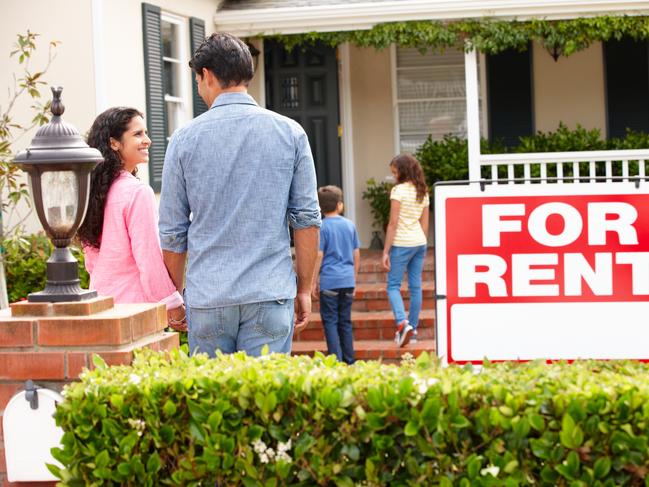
[
  {"xmin": 481, "ymin": 465, "xmax": 500, "ymax": 477},
  {"xmin": 129, "ymin": 373, "xmax": 141, "ymax": 385}
]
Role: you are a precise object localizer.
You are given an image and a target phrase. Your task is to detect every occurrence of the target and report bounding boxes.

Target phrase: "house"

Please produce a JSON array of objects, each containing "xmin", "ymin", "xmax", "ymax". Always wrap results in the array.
[{"xmin": 3, "ymin": 0, "xmax": 649, "ymax": 243}]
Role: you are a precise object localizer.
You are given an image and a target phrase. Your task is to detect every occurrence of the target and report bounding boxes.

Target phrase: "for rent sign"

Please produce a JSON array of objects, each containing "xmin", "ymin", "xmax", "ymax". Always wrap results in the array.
[{"xmin": 434, "ymin": 183, "xmax": 649, "ymax": 364}]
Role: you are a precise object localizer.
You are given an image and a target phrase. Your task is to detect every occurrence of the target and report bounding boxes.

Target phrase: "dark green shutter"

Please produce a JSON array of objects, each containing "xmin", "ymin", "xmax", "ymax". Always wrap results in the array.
[
  {"xmin": 604, "ymin": 38, "xmax": 649, "ymax": 138},
  {"xmin": 189, "ymin": 17, "xmax": 209, "ymax": 117},
  {"xmin": 142, "ymin": 2, "xmax": 166, "ymax": 192},
  {"xmin": 487, "ymin": 45, "xmax": 534, "ymax": 148}
]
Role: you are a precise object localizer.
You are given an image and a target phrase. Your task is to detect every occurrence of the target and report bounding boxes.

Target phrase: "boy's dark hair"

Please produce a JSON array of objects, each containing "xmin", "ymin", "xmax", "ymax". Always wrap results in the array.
[
  {"xmin": 189, "ymin": 33, "xmax": 253, "ymax": 88},
  {"xmin": 318, "ymin": 185, "xmax": 343, "ymax": 214}
]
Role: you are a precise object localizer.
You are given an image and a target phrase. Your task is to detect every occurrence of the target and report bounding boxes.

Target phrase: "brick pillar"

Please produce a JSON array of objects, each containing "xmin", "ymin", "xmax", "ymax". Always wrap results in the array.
[{"xmin": 0, "ymin": 297, "xmax": 178, "ymax": 486}]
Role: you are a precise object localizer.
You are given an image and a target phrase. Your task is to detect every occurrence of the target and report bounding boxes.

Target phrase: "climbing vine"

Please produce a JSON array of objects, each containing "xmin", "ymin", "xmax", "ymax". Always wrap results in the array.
[{"xmin": 268, "ymin": 15, "xmax": 649, "ymax": 58}]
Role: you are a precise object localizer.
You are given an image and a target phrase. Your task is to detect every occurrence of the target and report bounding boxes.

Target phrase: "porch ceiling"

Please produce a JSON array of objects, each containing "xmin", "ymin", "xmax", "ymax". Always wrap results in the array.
[{"xmin": 215, "ymin": 0, "xmax": 649, "ymax": 37}]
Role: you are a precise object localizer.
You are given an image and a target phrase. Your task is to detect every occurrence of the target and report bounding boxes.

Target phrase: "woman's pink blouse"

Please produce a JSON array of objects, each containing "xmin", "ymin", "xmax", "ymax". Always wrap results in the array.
[{"xmin": 83, "ymin": 171, "xmax": 183, "ymax": 310}]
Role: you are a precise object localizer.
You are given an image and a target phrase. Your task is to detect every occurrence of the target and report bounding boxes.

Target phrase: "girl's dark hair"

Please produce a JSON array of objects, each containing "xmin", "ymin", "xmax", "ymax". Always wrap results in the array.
[
  {"xmin": 390, "ymin": 153, "xmax": 428, "ymax": 203},
  {"xmin": 77, "ymin": 107, "xmax": 142, "ymax": 249}
]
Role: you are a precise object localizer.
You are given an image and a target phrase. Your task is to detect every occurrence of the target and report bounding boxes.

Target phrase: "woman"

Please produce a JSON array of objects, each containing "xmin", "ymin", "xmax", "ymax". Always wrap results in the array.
[
  {"xmin": 77, "ymin": 107, "xmax": 186, "ymax": 330},
  {"xmin": 382, "ymin": 154, "xmax": 430, "ymax": 347}
]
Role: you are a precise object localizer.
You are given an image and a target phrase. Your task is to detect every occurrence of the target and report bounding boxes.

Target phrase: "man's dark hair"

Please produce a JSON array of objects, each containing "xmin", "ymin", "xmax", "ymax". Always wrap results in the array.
[
  {"xmin": 189, "ymin": 33, "xmax": 254, "ymax": 88},
  {"xmin": 318, "ymin": 185, "xmax": 343, "ymax": 214}
]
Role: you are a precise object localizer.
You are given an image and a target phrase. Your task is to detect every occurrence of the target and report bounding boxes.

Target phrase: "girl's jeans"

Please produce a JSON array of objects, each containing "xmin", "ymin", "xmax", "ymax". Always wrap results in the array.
[{"xmin": 387, "ymin": 245, "xmax": 427, "ymax": 329}]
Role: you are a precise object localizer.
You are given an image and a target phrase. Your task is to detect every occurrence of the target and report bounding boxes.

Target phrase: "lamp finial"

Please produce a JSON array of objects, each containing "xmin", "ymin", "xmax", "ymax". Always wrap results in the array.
[{"xmin": 51, "ymin": 86, "xmax": 64, "ymax": 117}]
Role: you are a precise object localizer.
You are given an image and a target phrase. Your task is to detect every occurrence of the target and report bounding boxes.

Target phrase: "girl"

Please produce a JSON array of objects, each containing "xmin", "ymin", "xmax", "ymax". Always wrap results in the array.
[
  {"xmin": 382, "ymin": 154, "xmax": 430, "ymax": 347},
  {"xmin": 77, "ymin": 107, "xmax": 186, "ymax": 330}
]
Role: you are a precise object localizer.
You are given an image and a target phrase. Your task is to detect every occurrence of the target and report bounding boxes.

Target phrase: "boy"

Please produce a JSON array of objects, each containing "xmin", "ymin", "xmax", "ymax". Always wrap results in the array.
[{"xmin": 313, "ymin": 186, "xmax": 360, "ymax": 364}]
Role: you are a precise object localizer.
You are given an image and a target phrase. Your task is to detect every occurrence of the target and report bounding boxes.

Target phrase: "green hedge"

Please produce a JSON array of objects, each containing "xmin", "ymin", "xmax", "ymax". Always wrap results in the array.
[
  {"xmin": 416, "ymin": 124, "xmax": 649, "ymax": 187},
  {"xmin": 4, "ymin": 233, "xmax": 89, "ymax": 302},
  {"xmin": 52, "ymin": 350, "xmax": 649, "ymax": 486}
]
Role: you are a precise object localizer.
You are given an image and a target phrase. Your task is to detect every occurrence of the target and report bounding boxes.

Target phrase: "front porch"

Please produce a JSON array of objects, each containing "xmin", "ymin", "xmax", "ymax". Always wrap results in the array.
[{"xmin": 218, "ymin": 2, "xmax": 649, "ymax": 245}]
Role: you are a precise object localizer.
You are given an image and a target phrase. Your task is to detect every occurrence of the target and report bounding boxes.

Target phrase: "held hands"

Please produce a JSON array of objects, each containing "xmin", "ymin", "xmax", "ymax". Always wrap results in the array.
[
  {"xmin": 382, "ymin": 252, "xmax": 391, "ymax": 271},
  {"xmin": 294, "ymin": 292, "xmax": 312, "ymax": 334},
  {"xmin": 167, "ymin": 304, "xmax": 187, "ymax": 332}
]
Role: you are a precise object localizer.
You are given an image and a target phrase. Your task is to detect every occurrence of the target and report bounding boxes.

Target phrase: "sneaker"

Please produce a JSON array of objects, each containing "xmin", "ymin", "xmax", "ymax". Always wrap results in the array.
[
  {"xmin": 394, "ymin": 320, "xmax": 406, "ymax": 343},
  {"xmin": 410, "ymin": 330, "xmax": 418, "ymax": 344},
  {"xmin": 396, "ymin": 320, "xmax": 414, "ymax": 347}
]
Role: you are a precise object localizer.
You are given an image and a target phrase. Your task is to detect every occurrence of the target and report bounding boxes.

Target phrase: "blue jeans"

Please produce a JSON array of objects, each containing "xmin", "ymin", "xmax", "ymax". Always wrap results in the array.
[
  {"xmin": 319, "ymin": 288, "xmax": 355, "ymax": 364},
  {"xmin": 187, "ymin": 299, "xmax": 294, "ymax": 357},
  {"xmin": 387, "ymin": 245, "xmax": 427, "ymax": 329}
]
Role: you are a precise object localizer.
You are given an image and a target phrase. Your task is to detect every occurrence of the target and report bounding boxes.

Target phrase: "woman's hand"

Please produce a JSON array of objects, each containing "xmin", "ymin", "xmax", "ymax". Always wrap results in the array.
[
  {"xmin": 167, "ymin": 304, "xmax": 187, "ymax": 332},
  {"xmin": 382, "ymin": 252, "xmax": 391, "ymax": 271}
]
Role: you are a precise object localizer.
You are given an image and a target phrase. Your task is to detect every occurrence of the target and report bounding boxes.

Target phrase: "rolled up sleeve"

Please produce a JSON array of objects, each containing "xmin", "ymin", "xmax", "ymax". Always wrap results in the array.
[
  {"xmin": 288, "ymin": 130, "xmax": 321, "ymax": 230},
  {"xmin": 159, "ymin": 133, "xmax": 190, "ymax": 253}
]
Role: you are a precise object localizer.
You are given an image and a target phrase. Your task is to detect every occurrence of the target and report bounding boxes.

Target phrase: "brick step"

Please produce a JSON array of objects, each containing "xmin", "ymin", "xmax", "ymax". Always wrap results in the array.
[
  {"xmin": 356, "ymin": 270, "xmax": 434, "ymax": 283},
  {"xmin": 350, "ymin": 249, "xmax": 434, "ymax": 284},
  {"xmin": 292, "ymin": 339, "xmax": 436, "ymax": 364},
  {"xmin": 313, "ymin": 282, "xmax": 435, "ymax": 312},
  {"xmin": 295, "ymin": 309, "xmax": 435, "ymax": 341}
]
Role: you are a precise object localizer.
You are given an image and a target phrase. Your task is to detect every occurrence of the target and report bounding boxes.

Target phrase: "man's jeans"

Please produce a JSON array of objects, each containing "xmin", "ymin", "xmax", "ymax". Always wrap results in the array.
[
  {"xmin": 319, "ymin": 288, "xmax": 355, "ymax": 364},
  {"xmin": 187, "ymin": 299, "xmax": 294, "ymax": 357},
  {"xmin": 387, "ymin": 245, "xmax": 427, "ymax": 329}
]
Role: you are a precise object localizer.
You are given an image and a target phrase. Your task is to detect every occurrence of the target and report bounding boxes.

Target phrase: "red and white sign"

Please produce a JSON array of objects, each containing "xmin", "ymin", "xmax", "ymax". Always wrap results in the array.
[{"xmin": 434, "ymin": 183, "xmax": 649, "ymax": 364}]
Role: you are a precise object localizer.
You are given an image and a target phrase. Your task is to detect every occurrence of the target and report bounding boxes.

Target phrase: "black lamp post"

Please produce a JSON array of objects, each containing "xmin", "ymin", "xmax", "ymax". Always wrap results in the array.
[{"xmin": 13, "ymin": 86, "xmax": 102, "ymax": 302}]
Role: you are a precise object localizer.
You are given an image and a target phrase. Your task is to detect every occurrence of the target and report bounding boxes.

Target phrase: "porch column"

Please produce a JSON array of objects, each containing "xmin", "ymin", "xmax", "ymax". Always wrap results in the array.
[{"xmin": 464, "ymin": 47, "xmax": 481, "ymax": 181}]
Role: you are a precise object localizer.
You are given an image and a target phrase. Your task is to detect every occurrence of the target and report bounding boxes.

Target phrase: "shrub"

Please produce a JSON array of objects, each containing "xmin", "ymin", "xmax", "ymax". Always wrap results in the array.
[
  {"xmin": 52, "ymin": 350, "xmax": 649, "ymax": 486},
  {"xmin": 4, "ymin": 233, "xmax": 89, "ymax": 302},
  {"xmin": 361, "ymin": 178, "xmax": 393, "ymax": 232},
  {"xmin": 415, "ymin": 124, "xmax": 649, "ymax": 188}
]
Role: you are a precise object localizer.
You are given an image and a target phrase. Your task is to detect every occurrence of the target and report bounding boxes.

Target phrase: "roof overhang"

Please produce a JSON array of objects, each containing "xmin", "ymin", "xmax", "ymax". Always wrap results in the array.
[{"xmin": 214, "ymin": 0, "xmax": 649, "ymax": 37}]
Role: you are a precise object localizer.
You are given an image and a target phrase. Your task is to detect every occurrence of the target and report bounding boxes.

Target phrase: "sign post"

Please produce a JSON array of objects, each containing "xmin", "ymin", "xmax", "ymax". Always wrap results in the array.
[{"xmin": 434, "ymin": 182, "xmax": 649, "ymax": 365}]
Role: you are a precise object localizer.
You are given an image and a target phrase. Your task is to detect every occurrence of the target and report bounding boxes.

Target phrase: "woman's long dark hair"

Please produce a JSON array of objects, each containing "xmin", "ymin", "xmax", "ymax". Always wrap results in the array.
[
  {"xmin": 77, "ymin": 107, "xmax": 143, "ymax": 249},
  {"xmin": 390, "ymin": 153, "xmax": 428, "ymax": 203}
]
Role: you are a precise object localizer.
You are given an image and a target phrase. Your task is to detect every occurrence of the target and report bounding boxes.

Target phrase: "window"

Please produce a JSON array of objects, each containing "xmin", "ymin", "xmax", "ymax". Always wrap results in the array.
[
  {"xmin": 394, "ymin": 46, "xmax": 480, "ymax": 153},
  {"xmin": 142, "ymin": 3, "xmax": 206, "ymax": 191},
  {"xmin": 161, "ymin": 13, "xmax": 190, "ymax": 140}
]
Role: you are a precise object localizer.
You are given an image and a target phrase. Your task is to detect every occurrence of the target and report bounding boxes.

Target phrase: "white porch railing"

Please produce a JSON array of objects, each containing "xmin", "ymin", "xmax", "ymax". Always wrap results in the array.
[{"xmin": 477, "ymin": 149, "xmax": 649, "ymax": 184}]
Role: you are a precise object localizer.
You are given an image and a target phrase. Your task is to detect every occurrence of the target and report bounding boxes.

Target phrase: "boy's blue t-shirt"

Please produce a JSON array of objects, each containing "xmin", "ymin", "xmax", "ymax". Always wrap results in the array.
[{"xmin": 319, "ymin": 215, "xmax": 360, "ymax": 291}]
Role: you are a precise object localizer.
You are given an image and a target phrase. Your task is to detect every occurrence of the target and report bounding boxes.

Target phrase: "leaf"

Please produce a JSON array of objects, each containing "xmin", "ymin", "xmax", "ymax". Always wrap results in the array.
[
  {"xmin": 404, "ymin": 420, "xmax": 420, "ymax": 436},
  {"xmin": 593, "ymin": 457, "xmax": 611, "ymax": 479},
  {"xmin": 92, "ymin": 354, "xmax": 107, "ymax": 370},
  {"xmin": 146, "ymin": 452, "xmax": 161, "ymax": 473}
]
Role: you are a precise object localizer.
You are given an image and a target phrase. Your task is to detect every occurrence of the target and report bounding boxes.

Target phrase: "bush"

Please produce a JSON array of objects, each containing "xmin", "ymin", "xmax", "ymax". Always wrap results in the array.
[
  {"xmin": 361, "ymin": 178, "xmax": 393, "ymax": 232},
  {"xmin": 4, "ymin": 233, "xmax": 89, "ymax": 302},
  {"xmin": 415, "ymin": 124, "xmax": 649, "ymax": 188},
  {"xmin": 52, "ymin": 349, "xmax": 649, "ymax": 486}
]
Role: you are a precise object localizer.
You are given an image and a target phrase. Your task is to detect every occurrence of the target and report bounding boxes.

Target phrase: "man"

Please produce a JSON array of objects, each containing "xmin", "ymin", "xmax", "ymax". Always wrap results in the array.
[{"xmin": 159, "ymin": 33, "xmax": 321, "ymax": 357}]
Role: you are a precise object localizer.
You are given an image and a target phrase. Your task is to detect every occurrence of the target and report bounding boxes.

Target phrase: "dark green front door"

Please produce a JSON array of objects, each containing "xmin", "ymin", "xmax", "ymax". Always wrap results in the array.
[{"xmin": 264, "ymin": 40, "xmax": 342, "ymax": 188}]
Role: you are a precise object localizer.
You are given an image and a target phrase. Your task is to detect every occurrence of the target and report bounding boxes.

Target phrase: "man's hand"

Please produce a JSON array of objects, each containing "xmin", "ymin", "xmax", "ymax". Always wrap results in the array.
[
  {"xmin": 294, "ymin": 292, "xmax": 312, "ymax": 334},
  {"xmin": 167, "ymin": 304, "xmax": 187, "ymax": 332}
]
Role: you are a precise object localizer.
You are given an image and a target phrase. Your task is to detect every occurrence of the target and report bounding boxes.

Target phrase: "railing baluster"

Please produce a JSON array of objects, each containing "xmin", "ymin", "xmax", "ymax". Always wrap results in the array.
[
  {"xmin": 589, "ymin": 161, "xmax": 596, "ymax": 182},
  {"xmin": 540, "ymin": 163, "xmax": 547, "ymax": 184},
  {"xmin": 606, "ymin": 160, "xmax": 612, "ymax": 182},
  {"xmin": 573, "ymin": 162, "xmax": 580, "ymax": 184},
  {"xmin": 557, "ymin": 162, "xmax": 564, "ymax": 184},
  {"xmin": 491, "ymin": 164, "xmax": 498, "ymax": 185},
  {"xmin": 640, "ymin": 160, "xmax": 646, "ymax": 180},
  {"xmin": 622, "ymin": 159, "xmax": 629, "ymax": 181},
  {"xmin": 507, "ymin": 164, "xmax": 514, "ymax": 184},
  {"xmin": 524, "ymin": 163, "xmax": 531, "ymax": 182}
]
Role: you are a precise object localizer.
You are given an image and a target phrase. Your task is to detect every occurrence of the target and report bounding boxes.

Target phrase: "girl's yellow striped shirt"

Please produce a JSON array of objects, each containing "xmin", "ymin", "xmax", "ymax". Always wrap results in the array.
[{"xmin": 390, "ymin": 182, "xmax": 429, "ymax": 247}]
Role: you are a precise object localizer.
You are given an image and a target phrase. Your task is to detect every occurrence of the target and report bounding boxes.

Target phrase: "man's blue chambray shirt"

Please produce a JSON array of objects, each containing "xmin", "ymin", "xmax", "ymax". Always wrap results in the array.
[{"xmin": 158, "ymin": 92, "xmax": 321, "ymax": 308}]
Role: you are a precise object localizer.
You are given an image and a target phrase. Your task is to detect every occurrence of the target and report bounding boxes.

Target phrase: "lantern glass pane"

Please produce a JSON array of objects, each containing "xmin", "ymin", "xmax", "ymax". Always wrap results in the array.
[{"xmin": 40, "ymin": 171, "xmax": 78, "ymax": 234}]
